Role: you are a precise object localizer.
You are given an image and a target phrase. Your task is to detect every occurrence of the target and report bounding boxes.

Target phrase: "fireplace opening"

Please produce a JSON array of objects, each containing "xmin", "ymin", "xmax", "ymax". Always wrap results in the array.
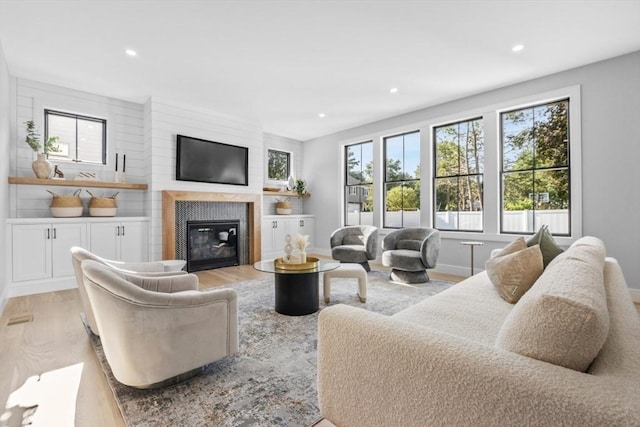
[{"xmin": 186, "ymin": 220, "xmax": 240, "ymax": 272}]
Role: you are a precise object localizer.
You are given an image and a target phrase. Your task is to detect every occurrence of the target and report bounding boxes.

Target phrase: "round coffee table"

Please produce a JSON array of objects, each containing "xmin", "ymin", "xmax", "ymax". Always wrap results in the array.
[{"xmin": 254, "ymin": 258, "xmax": 339, "ymax": 316}]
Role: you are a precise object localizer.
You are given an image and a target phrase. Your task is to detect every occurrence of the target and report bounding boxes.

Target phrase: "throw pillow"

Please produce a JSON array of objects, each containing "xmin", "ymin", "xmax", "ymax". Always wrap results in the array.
[
  {"xmin": 486, "ymin": 244, "xmax": 543, "ymax": 303},
  {"xmin": 494, "ymin": 236, "xmax": 527, "ymax": 258},
  {"xmin": 527, "ymin": 225, "xmax": 564, "ymax": 267}
]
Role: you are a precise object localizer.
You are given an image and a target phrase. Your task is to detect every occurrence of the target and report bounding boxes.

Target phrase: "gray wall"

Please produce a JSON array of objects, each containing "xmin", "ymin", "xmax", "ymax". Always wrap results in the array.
[
  {"xmin": 304, "ymin": 52, "xmax": 640, "ymax": 290},
  {"xmin": 0, "ymin": 41, "xmax": 11, "ymax": 310}
]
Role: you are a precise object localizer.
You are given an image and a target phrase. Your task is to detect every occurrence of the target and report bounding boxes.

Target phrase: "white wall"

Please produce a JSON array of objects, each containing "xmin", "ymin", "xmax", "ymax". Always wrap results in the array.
[
  {"xmin": 262, "ymin": 132, "xmax": 306, "ymax": 215},
  {"xmin": 0, "ymin": 40, "xmax": 11, "ymax": 311},
  {"xmin": 10, "ymin": 79, "xmax": 145, "ymax": 217},
  {"xmin": 304, "ymin": 52, "xmax": 640, "ymax": 290},
  {"xmin": 145, "ymin": 98, "xmax": 263, "ymax": 261}
]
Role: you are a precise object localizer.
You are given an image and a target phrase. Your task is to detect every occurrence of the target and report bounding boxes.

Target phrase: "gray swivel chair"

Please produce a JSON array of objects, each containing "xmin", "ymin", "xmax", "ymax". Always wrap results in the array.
[
  {"xmin": 381, "ymin": 228, "xmax": 440, "ymax": 283},
  {"xmin": 330, "ymin": 225, "xmax": 379, "ymax": 271},
  {"xmin": 81, "ymin": 259, "xmax": 238, "ymax": 388}
]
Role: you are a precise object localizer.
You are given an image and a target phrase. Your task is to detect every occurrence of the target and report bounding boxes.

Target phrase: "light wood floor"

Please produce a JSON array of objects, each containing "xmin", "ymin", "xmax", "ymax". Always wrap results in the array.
[{"xmin": 0, "ymin": 263, "xmax": 636, "ymax": 427}]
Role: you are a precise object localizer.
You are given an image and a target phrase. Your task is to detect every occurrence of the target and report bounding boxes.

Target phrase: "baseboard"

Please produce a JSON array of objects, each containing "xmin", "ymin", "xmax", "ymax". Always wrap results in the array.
[
  {"xmin": 629, "ymin": 288, "xmax": 640, "ymax": 304},
  {"xmin": 0, "ymin": 285, "xmax": 9, "ymax": 316},
  {"xmin": 433, "ymin": 263, "xmax": 477, "ymax": 278},
  {"xmin": 8, "ymin": 277, "xmax": 77, "ymax": 298}
]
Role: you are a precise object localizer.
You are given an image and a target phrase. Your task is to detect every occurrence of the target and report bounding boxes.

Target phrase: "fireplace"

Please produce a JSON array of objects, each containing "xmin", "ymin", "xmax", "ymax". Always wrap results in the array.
[{"xmin": 186, "ymin": 220, "xmax": 240, "ymax": 272}]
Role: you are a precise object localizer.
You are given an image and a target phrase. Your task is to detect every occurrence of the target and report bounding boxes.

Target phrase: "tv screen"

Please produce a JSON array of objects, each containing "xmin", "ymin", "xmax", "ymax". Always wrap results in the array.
[{"xmin": 176, "ymin": 135, "xmax": 249, "ymax": 186}]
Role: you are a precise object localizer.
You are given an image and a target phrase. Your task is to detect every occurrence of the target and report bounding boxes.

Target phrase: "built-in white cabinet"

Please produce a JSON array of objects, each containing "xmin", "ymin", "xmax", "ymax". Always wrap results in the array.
[
  {"xmin": 89, "ymin": 220, "xmax": 148, "ymax": 263},
  {"xmin": 6, "ymin": 217, "xmax": 149, "ymax": 297},
  {"xmin": 11, "ymin": 222, "xmax": 86, "ymax": 282},
  {"xmin": 261, "ymin": 215, "xmax": 315, "ymax": 260}
]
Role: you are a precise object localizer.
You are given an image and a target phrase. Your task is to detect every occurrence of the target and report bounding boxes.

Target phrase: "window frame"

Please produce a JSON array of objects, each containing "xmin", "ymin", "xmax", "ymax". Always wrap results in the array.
[
  {"xmin": 383, "ymin": 130, "xmax": 420, "ymax": 229},
  {"xmin": 344, "ymin": 140, "xmax": 374, "ymax": 226},
  {"xmin": 44, "ymin": 109, "xmax": 107, "ymax": 164},
  {"xmin": 266, "ymin": 148, "xmax": 292, "ymax": 183},
  {"xmin": 499, "ymin": 98, "xmax": 572, "ymax": 237},
  {"xmin": 432, "ymin": 117, "xmax": 484, "ymax": 232}
]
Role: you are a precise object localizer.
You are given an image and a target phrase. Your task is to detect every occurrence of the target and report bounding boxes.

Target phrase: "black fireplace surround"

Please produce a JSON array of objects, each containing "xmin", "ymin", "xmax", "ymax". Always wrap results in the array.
[{"xmin": 186, "ymin": 220, "xmax": 240, "ymax": 272}]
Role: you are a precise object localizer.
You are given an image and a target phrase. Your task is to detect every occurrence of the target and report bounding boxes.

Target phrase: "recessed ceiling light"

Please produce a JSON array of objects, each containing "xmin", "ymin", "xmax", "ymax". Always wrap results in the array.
[
  {"xmin": 318, "ymin": 113, "xmax": 326, "ymax": 118},
  {"xmin": 125, "ymin": 49, "xmax": 137, "ymax": 57},
  {"xmin": 512, "ymin": 44, "xmax": 524, "ymax": 52},
  {"xmin": 390, "ymin": 87, "xmax": 398, "ymax": 94}
]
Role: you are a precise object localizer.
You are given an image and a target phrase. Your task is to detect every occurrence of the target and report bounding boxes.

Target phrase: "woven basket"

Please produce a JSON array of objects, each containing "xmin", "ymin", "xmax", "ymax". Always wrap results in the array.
[
  {"xmin": 48, "ymin": 189, "xmax": 82, "ymax": 208},
  {"xmin": 86, "ymin": 190, "xmax": 118, "ymax": 208}
]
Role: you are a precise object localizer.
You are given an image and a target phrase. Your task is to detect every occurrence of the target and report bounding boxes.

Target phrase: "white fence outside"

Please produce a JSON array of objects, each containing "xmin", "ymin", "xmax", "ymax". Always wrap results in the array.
[{"xmin": 347, "ymin": 209, "xmax": 569, "ymax": 234}]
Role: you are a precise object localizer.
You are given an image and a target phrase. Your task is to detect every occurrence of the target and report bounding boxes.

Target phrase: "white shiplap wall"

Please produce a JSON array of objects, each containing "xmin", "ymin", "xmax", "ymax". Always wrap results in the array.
[
  {"xmin": 146, "ymin": 98, "xmax": 263, "ymax": 261},
  {"xmin": 11, "ymin": 79, "xmax": 146, "ymax": 218},
  {"xmin": 262, "ymin": 132, "xmax": 306, "ymax": 215},
  {"xmin": 0, "ymin": 41, "xmax": 12, "ymax": 310}
]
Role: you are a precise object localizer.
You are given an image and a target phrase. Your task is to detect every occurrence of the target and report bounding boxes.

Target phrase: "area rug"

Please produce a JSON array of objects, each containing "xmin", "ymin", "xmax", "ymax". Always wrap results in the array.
[{"xmin": 88, "ymin": 270, "xmax": 452, "ymax": 427}]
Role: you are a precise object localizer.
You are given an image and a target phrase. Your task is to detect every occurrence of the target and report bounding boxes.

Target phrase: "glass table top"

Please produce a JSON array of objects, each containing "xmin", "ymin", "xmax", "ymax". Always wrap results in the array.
[{"xmin": 253, "ymin": 258, "xmax": 340, "ymax": 274}]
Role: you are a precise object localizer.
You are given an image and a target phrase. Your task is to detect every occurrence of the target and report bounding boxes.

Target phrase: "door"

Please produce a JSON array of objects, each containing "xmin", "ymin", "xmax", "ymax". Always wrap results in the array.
[
  {"xmin": 51, "ymin": 223, "xmax": 86, "ymax": 277},
  {"xmin": 12, "ymin": 224, "xmax": 51, "ymax": 282}
]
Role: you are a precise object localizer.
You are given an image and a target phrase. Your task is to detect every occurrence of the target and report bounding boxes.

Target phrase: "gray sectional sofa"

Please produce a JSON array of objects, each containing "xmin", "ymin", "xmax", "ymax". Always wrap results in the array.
[{"xmin": 317, "ymin": 236, "xmax": 640, "ymax": 426}]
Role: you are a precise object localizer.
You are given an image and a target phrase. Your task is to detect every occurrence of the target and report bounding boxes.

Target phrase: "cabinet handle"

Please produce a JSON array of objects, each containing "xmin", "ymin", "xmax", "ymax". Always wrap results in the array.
[
  {"xmin": 116, "ymin": 226, "xmax": 120, "ymax": 236},
  {"xmin": 46, "ymin": 228, "xmax": 50, "ymax": 239},
  {"xmin": 121, "ymin": 226, "xmax": 125, "ymax": 236},
  {"xmin": 53, "ymin": 228, "xmax": 56, "ymax": 239}
]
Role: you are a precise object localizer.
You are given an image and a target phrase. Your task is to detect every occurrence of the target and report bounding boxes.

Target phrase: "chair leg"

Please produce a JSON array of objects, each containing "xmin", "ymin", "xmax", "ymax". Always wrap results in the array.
[
  {"xmin": 360, "ymin": 261, "xmax": 371, "ymax": 272},
  {"xmin": 358, "ymin": 277, "xmax": 367, "ymax": 302},
  {"xmin": 390, "ymin": 269, "xmax": 430, "ymax": 284}
]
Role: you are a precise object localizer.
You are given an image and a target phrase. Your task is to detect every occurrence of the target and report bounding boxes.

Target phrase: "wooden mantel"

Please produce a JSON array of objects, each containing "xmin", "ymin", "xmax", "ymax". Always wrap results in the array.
[{"xmin": 162, "ymin": 190, "xmax": 262, "ymax": 263}]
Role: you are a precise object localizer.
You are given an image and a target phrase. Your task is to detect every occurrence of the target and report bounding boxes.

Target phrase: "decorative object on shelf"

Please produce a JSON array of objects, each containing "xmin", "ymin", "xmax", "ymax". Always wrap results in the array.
[
  {"xmin": 24, "ymin": 120, "xmax": 60, "ymax": 179},
  {"xmin": 275, "ymin": 197, "xmax": 292, "ymax": 215},
  {"xmin": 53, "ymin": 165, "xmax": 65, "ymax": 180},
  {"xmin": 263, "ymin": 186, "xmax": 281, "ymax": 192},
  {"xmin": 114, "ymin": 153, "xmax": 127, "ymax": 183},
  {"xmin": 47, "ymin": 189, "xmax": 83, "ymax": 217},
  {"xmin": 86, "ymin": 190, "xmax": 118, "ymax": 217},
  {"xmin": 74, "ymin": 171, "xmax": 98, "ymax": 181},
  {"xmin": 287, "ymin": 175, "xmax": 295, "ymax": 191},
  {"xmin": 295, "ymin": 179, "xmax": 307, "ymax": 198}
]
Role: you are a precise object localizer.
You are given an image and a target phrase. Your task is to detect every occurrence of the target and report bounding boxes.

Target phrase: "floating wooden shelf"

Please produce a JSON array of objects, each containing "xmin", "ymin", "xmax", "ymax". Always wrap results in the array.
[
  {"xmin": 8, "ymin": 176, "xmax": 148, "ymax": 190},
  {"xmin": 263, "ymin": 190, "xmax": 310, "ymax": 198}
]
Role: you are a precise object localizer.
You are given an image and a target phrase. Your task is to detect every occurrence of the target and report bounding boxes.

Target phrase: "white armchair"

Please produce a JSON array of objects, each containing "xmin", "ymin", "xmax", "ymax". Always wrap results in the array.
[
  {"xmin": 81, "ymin": 259, "xmax": 239, "ymax": 388},
  {"xmin": 71, "ymin": 246, "xmax": 187, "ymax": 336}
]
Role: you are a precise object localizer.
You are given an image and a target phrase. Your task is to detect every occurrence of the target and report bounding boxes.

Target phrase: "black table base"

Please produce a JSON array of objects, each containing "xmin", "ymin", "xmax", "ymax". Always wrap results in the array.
[{"xmin": 274, "ymin": 271, "xmax": 319, "ymax": 316}]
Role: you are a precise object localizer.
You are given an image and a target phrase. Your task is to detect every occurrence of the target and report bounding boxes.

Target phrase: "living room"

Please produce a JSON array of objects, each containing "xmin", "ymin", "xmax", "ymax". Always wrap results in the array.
[{"xmin": 1, "ymin": 1, "xmax": 639, "ymax": 426}]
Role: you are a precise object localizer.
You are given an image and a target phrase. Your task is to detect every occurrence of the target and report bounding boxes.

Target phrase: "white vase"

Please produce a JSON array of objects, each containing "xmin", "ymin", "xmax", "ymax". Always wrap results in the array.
[
  {"xmin": 300, "ymin": 251, "xmax": 307, "ymax": 264},
  {"xmin": 32, "ymin": 153, "xmax": 52, "ymax": 179}
]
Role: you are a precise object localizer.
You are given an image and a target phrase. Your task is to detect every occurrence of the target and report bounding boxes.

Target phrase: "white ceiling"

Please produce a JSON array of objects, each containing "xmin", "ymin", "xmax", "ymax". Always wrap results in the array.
[{"xmin": 0, "ymin": 1, "xmax": 639, "ymax": 141}]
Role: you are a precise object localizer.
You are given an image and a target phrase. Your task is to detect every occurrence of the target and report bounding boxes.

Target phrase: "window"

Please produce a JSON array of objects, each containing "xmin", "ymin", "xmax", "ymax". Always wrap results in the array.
[
  {"xmin": 433, "ymin": 118, "xmax": 484, "ymax": 231},
  {"xmin": 384, "ymin": 131, "xmax": 420, "ymax": 228},
  {"xmin": 345, "ymin": 141, "xmax": 373, "ymax": 225},
  {"xmin": 45, "ymin": 110, "xmax": 106, "ymax": 164},
  {"xmin": 267, "ymin": 149, "xmax": 291, "ymax": 181},
  {"xmin": 500, "ymin": 99, "xmax": 570, "ymax": 235}
]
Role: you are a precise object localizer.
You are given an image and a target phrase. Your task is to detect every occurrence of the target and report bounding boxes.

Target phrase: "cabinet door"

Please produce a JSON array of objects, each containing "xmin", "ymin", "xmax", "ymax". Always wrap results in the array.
[
  {"xmin": 12, "ymin": 224, "xmax": 51, "ymax": 282},
  {"xmin": 297, "ymin": 218, "xmax": 315, "ymax": 249},
  {"xmin": 272, "ymin": 218, "xmax": 291, "ymax": 254},
  {"xmin": 262, "ymin": 219, "xmax": 277, "ymax": 254},
  {"xmin": 51, "ymin": 223, "xmax": 86, "ymax": 277},
  {"xmin": 119, "ymin": 221, "xmax": 148, "ymax": 263},
  {"xmin": 89, "ymin": 222, "xmax": 119, "ymax": 261}
]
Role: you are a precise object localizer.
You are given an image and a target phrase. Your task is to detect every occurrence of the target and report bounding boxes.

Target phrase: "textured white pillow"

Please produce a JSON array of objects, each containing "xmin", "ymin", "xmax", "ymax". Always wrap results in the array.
[
  {"xmin": 486, "ymin": 241, "xmax": 543, "ymax": 303},
  {"xmin": 496, "ymin": 237, "xmax": 609, "ymax": 372}
]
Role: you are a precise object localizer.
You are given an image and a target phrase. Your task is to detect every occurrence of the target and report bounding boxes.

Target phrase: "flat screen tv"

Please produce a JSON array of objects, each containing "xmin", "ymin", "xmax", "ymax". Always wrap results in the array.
[{"xmin": 176, "ymin": 135, "xmax": 249, "ymax": 186}]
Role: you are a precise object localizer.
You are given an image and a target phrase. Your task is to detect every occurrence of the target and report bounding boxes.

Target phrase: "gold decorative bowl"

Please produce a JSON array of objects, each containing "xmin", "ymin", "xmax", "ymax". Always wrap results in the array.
[{"xmin": 274, "ymin": 256, "xmax": 319, "ymax": 271}]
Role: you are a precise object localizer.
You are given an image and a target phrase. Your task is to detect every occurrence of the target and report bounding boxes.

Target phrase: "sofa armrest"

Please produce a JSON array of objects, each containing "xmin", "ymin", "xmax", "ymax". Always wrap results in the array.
[
  {"xmin": 330, "ymin": 228, "xmax": 347, "ymax": 248},
  {"xmin": 419, "ymin": 228, "xmax": 440, "ymax": 268},
  {"xmin": 318, "ymin": 305, "xmax": 640, "ymax": 426}
]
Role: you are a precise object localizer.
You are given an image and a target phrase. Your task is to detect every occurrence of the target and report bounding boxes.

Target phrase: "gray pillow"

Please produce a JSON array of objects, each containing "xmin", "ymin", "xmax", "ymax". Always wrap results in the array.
[{"xmin": 527, "ymin": 225, "xmax": 563, "ymax": 267}]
